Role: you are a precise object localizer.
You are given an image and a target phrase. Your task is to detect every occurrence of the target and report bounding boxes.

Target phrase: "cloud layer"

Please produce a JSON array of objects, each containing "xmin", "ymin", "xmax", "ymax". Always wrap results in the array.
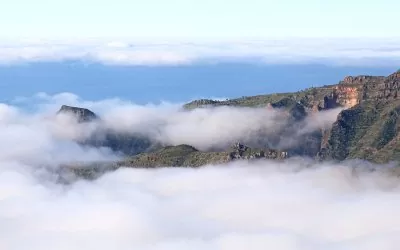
[
  {"xmin": 1, "ymin": 38, "xmax": 400, "ymax": 66},
  {"xmin": 1, "ymin": 93, "xmax": 399, "ymax": 250},
  {"xmin": 15, "ymin": 92, "xmax": 341, "ymax": 151},
  {"xmin": 2, "ymin": 160, "xmax": 400, "ymax": 250}
]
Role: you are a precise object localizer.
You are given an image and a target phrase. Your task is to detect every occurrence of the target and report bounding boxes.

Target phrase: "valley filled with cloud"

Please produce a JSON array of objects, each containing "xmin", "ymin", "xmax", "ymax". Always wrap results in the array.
[
  {"xmin": 2, "ymin": 0, "xmax": 399, "ymax": 249},
  {"xmin": 0, "ymin": 93, "xmax": 399, "ymax": 250}
]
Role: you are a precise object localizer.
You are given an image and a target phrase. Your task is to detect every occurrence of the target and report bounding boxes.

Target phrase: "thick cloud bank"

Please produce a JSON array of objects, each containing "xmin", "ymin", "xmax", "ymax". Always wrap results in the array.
[
  {"xmin": 1, "ymin": 160, "xmax": 400, "ymax": 250},
  {"xmin": 1, "ymin": 38, "xmax": 400, "ymax": 66},
  {"xmin": 1, "ymin": 93, "xmax": 399, "ymax": 250}
]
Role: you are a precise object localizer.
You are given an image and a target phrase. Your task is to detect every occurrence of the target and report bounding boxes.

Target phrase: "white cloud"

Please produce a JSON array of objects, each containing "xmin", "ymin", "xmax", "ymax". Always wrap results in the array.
[
  {"xmin": 1, "ymin": 38, "xmax": 400, "ymax": 66},
  {"xmin": 0, "ymin": 102, "xmax": 115, "ymax": 167},
  {"xmin": 299, "ymin": 107, "xmax": 344, "ymax": 134},
  {"xmin": 2, "ymin": 160, "xmax": 400, "ymax": 250},
  {"xmin": 0, "ymin": 93, "xmax": 400, "ymax": 249},
  {"xmin": 14, "ymin": 92, "xmax": 340, "ymax": 151}
]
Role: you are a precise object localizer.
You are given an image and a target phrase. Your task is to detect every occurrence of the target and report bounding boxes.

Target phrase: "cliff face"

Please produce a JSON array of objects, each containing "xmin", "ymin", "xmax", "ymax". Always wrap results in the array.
[
  {"xmin": 318, "ymin": 75, "xmax": 387, "ymax": 109},
  {"xmin": 319, "ymin": 72, "xmax": 400, "ymax": 163},
  {"xmin": 183, "ymin": 70, "xmax": 400, "ymax": 164},
  {"xmin": 334, "ymin": 73, "xmax": 400, "ymax": 105},
  {"xmin": 335, "ymin": 85, "xmax": 360, "ymax": 108}
]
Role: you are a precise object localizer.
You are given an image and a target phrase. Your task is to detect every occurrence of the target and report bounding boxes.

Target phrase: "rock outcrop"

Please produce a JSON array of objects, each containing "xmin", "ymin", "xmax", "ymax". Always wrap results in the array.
[
  {"xmin": 228, "ymin": 142, "xmax": 288, "ymax": 160},
  {"xmin": 57, "ymin": 105, "xmax": 98, "ymax": 122},
  {"xmin": 334, "ymin": 73, "xmax": 400, "ymax": 105},
  {"xmin": 317, "ymin": 72, "xmax": 400, "ymax": 163}
]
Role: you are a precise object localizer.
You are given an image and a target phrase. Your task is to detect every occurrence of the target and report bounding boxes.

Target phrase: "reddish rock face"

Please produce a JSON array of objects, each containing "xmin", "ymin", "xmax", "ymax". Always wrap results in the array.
[
  {"xmin": 332, "ymin": 73, "xmax": 400, "ymax": 107},
  {"xmin": 334, "ymin": 85, "xmax": 360, "ymax": 108}
]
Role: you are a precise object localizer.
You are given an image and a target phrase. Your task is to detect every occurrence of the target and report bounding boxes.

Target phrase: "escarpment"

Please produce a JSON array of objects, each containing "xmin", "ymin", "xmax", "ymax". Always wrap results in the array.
[
  {"xmin": 334, "ymin": 72, "xmax": 400, "ymax": 106},
  {"xmin": 318, "ymin": 72, "xmax": 400, "ymax": 163},
  {"xmin": 59, "ymin": 69, "xmax": 400, "ymax": 178},
  {"xmin": 184, "ymin": 70, "xmax": 400, "ymax": 164}
]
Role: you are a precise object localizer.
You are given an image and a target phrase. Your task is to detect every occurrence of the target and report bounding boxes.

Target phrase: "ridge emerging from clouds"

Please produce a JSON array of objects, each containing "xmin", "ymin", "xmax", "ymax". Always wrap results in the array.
[{"xmin": 1, "ymin": 92, "xmax": 400, "ymax": 249}]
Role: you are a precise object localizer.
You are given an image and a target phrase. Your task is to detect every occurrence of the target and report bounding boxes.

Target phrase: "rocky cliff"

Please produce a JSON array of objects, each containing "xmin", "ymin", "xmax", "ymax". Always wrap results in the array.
[
  {"xmin": 184, "ymin": 70, "xmax": 400, "ymax": 164},
  {"xmin": 59, "ymin": 70, "xmax": 400, "ymax": 172},
  {"xmin": 319, "ymin": 71, "xmax": 400, "ymax": 163}
]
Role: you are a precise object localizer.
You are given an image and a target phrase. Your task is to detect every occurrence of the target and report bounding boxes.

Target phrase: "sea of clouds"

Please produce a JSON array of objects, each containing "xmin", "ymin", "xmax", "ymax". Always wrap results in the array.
[
  {"xmin": 16, "ymin": 92, "xmax": 342, "ymax": 151},
  {"xmin": 1, "ymin": 93, "xmax": 400, "ymax": 250},
  {"xmin": 1, "ymin": 38, "xmax": 400, "ymax": 66}
]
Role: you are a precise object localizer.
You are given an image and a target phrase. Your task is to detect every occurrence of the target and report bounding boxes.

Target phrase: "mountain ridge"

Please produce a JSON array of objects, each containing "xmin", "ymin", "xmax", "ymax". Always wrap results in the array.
[{"xmin": 58, "ymin": 69, "xmax": 400, "ymax": 178}]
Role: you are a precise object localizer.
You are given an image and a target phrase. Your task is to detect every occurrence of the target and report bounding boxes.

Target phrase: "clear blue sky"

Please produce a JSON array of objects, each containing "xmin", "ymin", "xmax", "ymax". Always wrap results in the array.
[{"xmin": 1, "ymin": 0, "xmax": 399, "ymax": 40}]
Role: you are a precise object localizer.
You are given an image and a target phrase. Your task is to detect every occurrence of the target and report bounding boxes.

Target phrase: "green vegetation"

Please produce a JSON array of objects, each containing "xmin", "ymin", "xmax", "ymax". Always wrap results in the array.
[
  {"xmin": 61, "ymin": 70, "xmax": 400, "ymax": 175},
  {"xmin": 118, "ymin": 144, "xmax": 288, "ymax": 168},
  {"xmin": 322, "ymin": 100, "xmax": 400, "ymax": 163},
  {"xmin": 183, "ymin": 86, "xmax": 334, "ymax": 110},
  {"xmin": 118, "ymin": 144, "xmax": 228, "ymax": 168}
]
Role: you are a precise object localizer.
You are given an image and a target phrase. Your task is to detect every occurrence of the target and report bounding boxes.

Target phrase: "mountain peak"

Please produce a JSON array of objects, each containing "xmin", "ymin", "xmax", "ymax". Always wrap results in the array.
[{"xmin": 57, "ymin": 105, "xmax": 98, "ymax": 122}]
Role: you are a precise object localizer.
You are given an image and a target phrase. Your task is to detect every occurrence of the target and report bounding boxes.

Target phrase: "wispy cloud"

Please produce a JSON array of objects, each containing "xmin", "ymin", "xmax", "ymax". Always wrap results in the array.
[
  {"xmin": 1, "ymin": 38, "xmax": 400, "ymax": 66},
  {"xmin": 13, "ymin": 92, "xmax": 341, "ymax": 151}
]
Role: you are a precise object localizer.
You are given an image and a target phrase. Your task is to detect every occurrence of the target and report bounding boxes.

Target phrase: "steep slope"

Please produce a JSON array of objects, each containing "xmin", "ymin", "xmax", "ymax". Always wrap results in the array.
[
  {"xmin": 184, "ymin": 70, "xmax": 400, "ymax": 163},
  {"xmin": 320, "ymin": 71, "xmax": 400, "ymax": 163}
]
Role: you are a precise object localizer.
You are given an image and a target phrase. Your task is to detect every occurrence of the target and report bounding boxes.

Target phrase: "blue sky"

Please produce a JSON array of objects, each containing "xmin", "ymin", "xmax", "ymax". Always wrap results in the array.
[
  {"xmin": 3, "ymin": 63, "xmax": 398, "ymax": 105},
  {"xmin": 1, "ymin": 0, "xmax": 399, "ymax": 104},
  {"xmin": 2, "ymin": 0, "xmax": 399, "ymax": 40}
]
